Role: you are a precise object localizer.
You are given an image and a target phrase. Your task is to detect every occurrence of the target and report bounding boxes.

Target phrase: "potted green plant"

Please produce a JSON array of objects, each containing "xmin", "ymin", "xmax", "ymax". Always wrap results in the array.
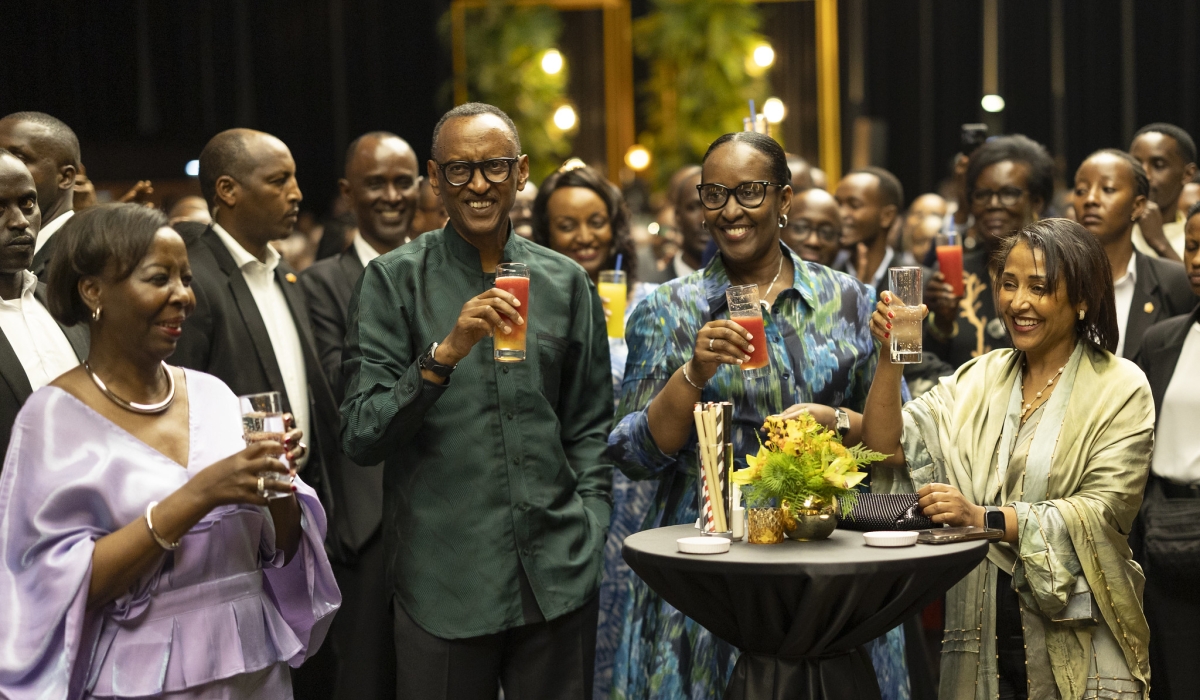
[{"xmin": 734, "ymin": 412, "xmax": 886, "ymax": 542}]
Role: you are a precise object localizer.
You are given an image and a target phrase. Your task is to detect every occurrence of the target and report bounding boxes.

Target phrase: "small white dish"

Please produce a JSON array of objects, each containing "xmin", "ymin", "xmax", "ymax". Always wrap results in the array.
[
  {"xmin": 864, "ymin": 531, "xmax": 919, "ymax": 547},
  {"xmin": 677, "ymin": 536, "xmax": 731, "ymax": 554}
]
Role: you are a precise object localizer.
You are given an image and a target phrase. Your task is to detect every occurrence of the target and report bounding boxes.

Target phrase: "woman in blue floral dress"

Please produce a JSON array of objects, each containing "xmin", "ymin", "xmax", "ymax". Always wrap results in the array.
[{"xmin": 606, "ymin": 132, "xmax": 910, "ymax": 700}]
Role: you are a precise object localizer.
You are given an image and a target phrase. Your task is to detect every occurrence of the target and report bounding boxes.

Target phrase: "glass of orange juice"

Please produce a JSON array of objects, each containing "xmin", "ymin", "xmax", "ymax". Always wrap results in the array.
[
  {"xmin": 597, "ymin": 270, "xmax": 628, "ymax": 338},
  {"xmin": 494, "ymin": 262, "xmax": 529, "ymax": 362},
  {"xmin": 726, "ymin": 284, "xmax": 769, "ymax": 379}
]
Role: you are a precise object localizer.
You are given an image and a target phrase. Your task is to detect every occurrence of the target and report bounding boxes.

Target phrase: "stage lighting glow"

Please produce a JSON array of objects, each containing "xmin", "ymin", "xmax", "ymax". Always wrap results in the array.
[
  {"xmin": 763, "ymin": 97, "xmax": 786, "ymax": 124},
  {"xmin": 552, "ymin": 104, "xmax": 577, "ymax": 131},
  {"xmin": 647, "ymin": 222, "xmax": 660, "ymax": 235},
  {"xmin": 981, "ymin": 94, "xmax": 1006, "ymax": 113},
  {"xmin": 541, "ymin": 49, "xmax": 564, "ymax": 75},
  {"xmin": 625, "ymin": 145, "xmax": 651, "ymax": 172},
  {"xmin": 752, "ymin": 43, "xmax": 775, "ymax": 68},
  {"xmin": 185, "ymin": 160, "xmax": 200, "ymax": 177}
]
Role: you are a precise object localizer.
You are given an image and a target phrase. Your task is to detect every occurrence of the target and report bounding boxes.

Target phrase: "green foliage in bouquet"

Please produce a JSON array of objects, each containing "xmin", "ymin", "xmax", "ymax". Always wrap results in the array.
[
  {"xmin": 733, "ymin": 412, "xmax": 888, "ymax": 518},
  {"xmin": 634, "ymin": 0, "xmax": 772, "ymax": 190},
  {"xmin": 440, "ymin": 1, "xmax": 572, "ymax": 183}
]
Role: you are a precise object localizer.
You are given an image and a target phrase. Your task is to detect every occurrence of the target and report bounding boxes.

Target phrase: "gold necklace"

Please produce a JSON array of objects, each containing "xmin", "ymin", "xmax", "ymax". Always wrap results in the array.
[{"xmin": 1019, "ymin": 362, "xmax": 1066, "ymax": 422}]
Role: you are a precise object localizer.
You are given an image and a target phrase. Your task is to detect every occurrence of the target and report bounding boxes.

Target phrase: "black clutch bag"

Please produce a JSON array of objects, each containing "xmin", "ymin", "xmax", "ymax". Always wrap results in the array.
[{"xmin": 837, "ymin": 493, "xmax": 937, "ymax": 531}]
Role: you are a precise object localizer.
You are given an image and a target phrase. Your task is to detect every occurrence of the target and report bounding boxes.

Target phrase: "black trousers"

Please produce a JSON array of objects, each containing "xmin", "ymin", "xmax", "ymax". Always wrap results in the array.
[
  {"xmin": 330, "ymin": 532, "xmax": 395, "ymax": 699},
  {"xmin": 995, "ymin": 570, "xmax": 1027, "ymax": 700},
  {"xmin": 393, "ymin": 595, "xmax": 599, "ymax": 700},
  {"xmin": 1145, "ymin": 572, "xmax": 1200, "ymax": 699}
]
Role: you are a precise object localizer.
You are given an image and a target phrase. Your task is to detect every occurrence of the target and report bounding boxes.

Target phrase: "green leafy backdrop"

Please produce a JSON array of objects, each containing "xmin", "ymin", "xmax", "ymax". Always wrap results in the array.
[
  {"xmin": 635, "ymin": 0, "xmax": 771, "ymax": 189},
  {"xmin": 441, "ymin": 2, "xmax": 572, "ymax": 183}
]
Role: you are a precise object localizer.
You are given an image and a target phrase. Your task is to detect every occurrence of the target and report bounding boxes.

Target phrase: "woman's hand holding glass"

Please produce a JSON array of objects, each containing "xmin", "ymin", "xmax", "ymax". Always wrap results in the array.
[
  {"xmin": 687, "ymin": 320, "xmax": 755, "ymax": 385},
  {"xmin": 870, "ymin": 291, "xmax": 928, "ymax": 363}
]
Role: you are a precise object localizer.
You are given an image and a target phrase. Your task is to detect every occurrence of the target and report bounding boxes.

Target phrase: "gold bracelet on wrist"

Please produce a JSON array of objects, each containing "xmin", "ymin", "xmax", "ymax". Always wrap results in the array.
[{"xmin": 145, "ymin": 501, "xmax": 181, "ymax": 551}]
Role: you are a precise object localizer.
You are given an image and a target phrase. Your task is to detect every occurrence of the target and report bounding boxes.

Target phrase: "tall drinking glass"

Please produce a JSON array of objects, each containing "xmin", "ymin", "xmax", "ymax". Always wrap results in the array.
[
  {"xmin": 494, "ymin": 262, "xmax": 530, "ymax": 362},
  {"xmin": 726, "ymin": 284, "xmax": 769, "ymax": 379},
  {"xmin": 936, "ymin": 229, "xmax": 964, "ymax": 297},
  {"xmin": 238, "ymin": 391, "xmax": 293, "ymax": 499},
  {"xmin": 888, "ymin": 267, "xmax": 923, "ymax": 364},
  {"xmin": 597, "ymin": 270, "xmax": 628, "ymax": 338}
]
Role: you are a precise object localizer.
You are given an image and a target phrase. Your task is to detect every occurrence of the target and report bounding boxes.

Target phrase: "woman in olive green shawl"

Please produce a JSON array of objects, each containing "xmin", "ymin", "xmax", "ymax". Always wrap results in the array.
[{"xmin": 798, "ymin": 219, "xmax": 1153, "ymax": 699}]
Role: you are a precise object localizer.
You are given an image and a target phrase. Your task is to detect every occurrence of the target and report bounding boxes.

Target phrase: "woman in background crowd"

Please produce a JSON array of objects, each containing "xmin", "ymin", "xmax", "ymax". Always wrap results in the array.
[
  {"xmin": 607, "ymin": 132, "xmax": 909, "ymax": 700},
  {"xmin": 531, "ymin": 161, "xmax": 657, "ymax": 699},
  {"xmin": 0, "ymin": 204, "xmax": 339, "ymax": 699},
  {"xmin": 925, "ymin": 135, "xmax": 1054, "ymax": 369},
  {"xmin": 852, "ymin": 219, "xmax": 1152, "ymax": 698},
  {"xmin": 1135, "ymin": 203, "xmax": 1200, "ymax": 699}
]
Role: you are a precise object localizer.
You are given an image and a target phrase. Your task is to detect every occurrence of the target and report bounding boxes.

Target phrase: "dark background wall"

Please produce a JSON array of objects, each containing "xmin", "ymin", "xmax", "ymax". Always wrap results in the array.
[{"xmin": 3, "ymin": 0, "xmax": 1197, "ymax": 214}]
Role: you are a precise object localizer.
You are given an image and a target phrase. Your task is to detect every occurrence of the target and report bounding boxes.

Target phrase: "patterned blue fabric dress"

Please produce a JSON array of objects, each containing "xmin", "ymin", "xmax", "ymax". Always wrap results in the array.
[
  {"xmin": 595, "ymin": 281, "xmax": 660, "ymax": 700},
  {"xmin": 605, "ymin": 245, "xmax": 910, "ymax": 700}
]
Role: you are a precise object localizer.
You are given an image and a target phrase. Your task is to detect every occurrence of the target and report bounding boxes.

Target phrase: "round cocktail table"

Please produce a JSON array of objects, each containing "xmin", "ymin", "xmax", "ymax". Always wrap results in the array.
[{"xmin": 622, "ymin": 524, "xmax": 988, "ymax": 700}]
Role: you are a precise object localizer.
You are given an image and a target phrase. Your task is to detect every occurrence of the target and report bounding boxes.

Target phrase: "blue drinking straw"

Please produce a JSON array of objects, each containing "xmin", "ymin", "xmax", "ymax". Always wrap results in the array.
[
  {"xmin": 748, "ymin": 99, "xmax": 756, "ymax": 122},
  {"xmin": 615, "ymin": 253, "xmax": 624, "ymax": 272}
]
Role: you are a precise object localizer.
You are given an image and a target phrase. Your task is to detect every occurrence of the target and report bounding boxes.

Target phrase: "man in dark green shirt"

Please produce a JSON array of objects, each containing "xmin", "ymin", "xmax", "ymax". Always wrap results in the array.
[{"xmin": 340, "ymin": 102, "xmax": 613, "ymax": 700}]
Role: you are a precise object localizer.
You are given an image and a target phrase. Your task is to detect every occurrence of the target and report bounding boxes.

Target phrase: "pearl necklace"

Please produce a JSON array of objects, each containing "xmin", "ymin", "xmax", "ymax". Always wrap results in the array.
[{"xmin": 1019, "ymin": 362, "xmax": 1066, "ymax": 422}]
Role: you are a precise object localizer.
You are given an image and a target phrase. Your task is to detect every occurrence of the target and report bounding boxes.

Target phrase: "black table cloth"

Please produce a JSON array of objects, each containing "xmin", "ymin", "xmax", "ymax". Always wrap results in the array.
[{"xmin": 622, "ymin": 524, "xmax": 988, "ymax": 700}]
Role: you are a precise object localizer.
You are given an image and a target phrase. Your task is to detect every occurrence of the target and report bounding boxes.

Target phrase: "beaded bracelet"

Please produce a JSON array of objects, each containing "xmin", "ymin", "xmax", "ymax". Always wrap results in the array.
[
  {"xmin": 145, "ymin": 501, "xmax": 181, "ymax": 551},
  {"xmin": 681, "ymin": 362, "xmax": 706, "ymax": 391}
]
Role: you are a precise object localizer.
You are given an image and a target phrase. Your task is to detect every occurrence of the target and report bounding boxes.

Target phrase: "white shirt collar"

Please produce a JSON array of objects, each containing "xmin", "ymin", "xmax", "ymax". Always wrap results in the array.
[
  {"xmin": 1114, "ymin": 251, "xmax": 1138, "ymax": 288},
  {"xmin": 352, "ymin": 231, "xmax": 382, "ymax": 268},
  {"xmin": 0, "ymin": 271, "xmax": 40, "ymax": 307},
  {"xmin": 672, "ymin": 251, "xmax": 696, "ymax": 279},
  {"xmin": 33, "ymin": 210, "xmax": 74, "ymax": 256},
  {"xmin": 211, "ymin": 221, "xmax": 281, "ymax": 274}
]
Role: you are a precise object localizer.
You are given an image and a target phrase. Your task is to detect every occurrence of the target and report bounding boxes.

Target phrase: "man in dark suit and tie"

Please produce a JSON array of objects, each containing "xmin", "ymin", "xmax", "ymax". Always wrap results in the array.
[
  {"xmin": 0, "ymin": 150, "xmax": 88, "ymax": 469},
  {"xmin": 299, "ymin": 131, "xmax": 418, "ymax": 699},
  {"xmin": 0, "ymin": 112, "xmax": 79, "ymax": 281},
  {"xmin": 171, "ymin": 129, "xmax": 343, "ymax": 698}
]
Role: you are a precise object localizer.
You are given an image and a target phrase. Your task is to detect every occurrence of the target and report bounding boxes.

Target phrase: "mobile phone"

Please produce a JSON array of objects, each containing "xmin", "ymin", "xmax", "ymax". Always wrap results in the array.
[
  {"xmin": 960, "ymin": 123, "xmax": 989, "ymax": 153},
  {"xmin": 916, "ymin": 526, "xmax": 1003, "ymax": 544}
]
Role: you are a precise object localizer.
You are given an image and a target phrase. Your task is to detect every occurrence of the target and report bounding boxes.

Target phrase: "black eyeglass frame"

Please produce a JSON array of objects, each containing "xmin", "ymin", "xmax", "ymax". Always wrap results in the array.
[
  {"xmin": 437, "ymin": 157, "xmax": 521, "ymax": 187},
  {"xmin": 970, "ymin": 186, "xmax": 1027, "ymax": 207},
  {"xmin": 788, "ymin": 220, "xmax": 841, "ymax": 243},
  {"xmin": 696, "ymin": 181, "xmax": 786, "ymax": 210}
]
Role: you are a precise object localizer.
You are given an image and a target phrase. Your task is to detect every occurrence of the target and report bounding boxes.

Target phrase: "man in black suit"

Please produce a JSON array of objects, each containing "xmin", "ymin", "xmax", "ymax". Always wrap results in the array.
[
  {"xmin": 0, "ymin": 112, "xmax": 79, "ymax": 280},
  {"xmin": 171, "ymin": 129, "xmax": 342, "ymax": 698},
  {"xmin": 299, "ymin": 131, "xmax": 418, "ymax": 699},
  {"xmin": 0, "ymin": 150, "xmax": 87, "ymax": 469},
  {"xmin": 1132, "ymin": 204, "xmax": 1200, "ymax": 700}
]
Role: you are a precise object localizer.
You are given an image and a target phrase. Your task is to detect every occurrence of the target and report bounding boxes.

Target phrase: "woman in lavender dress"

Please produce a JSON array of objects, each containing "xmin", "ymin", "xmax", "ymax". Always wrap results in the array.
[{"xmin": 0, "ymin": 204, "xmax": 340, "ymax": 699}]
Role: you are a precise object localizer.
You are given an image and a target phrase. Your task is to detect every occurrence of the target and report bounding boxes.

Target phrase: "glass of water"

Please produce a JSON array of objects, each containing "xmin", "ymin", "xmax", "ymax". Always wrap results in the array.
[
  {"xmin": 888, "ymin": 267, "xmax": 923, "ymax": 364},
  {"xmin": 238, "ymin": 391, "xmax": 294, "ymax": 499}
]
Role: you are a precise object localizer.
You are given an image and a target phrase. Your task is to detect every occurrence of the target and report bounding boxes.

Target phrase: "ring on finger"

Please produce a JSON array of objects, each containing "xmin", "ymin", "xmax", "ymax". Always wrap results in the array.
[
  {"xmin": 296, "ymin": 441, "xmax": 307, "ymax": 457},
  {"xmin": 708, "ymin": 337, "xmax": 715, "ymax": 351},
  {"xmin": 257, "ymin": 476, "xmax": 266, "ymax": 497}
]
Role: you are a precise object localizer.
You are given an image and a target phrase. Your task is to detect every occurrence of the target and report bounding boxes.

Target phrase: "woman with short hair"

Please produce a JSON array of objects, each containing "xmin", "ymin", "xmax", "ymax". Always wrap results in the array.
[
  {"xmin": 0, "ymin": 203, "xmax": 340, "ymax": 699},
  {"xmin": 831, "ymin": 218, "xmax": 1152, "ymax": 698}
]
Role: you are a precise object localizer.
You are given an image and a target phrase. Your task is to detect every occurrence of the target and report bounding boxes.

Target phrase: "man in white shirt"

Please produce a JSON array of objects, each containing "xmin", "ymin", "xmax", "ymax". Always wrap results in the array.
[
  {"xmin": 0, "ymin": 150, "xmax": 87, "ymax": 469},
  {"xmin": 0, "ymin": 112, "xmax": 80, "ymax": 280},
  {"xmin": 299, "ymin": 131, "xmax": 419, "ymax": 700}
]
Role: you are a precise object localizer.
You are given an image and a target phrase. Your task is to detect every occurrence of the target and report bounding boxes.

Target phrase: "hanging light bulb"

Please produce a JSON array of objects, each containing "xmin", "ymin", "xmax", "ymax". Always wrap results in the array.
[
  {"xmin": 625, "ymin": 145, "xmax": 651, "ymax": 171},
  {"xmin": 981, "ymin": 94, "xmax": 1006, "ymax": 113},
  {"xmin": 753, "ymin": 43, "xmax": 775, "ymax": 68},
  {"xmin": 541, "ymin": 49, "xmax": 564, "ymax": 75},
  {"xmin": 552, "ymin": 104, "xmax": 577, "ymax": 131},
  {"xmin": 763, "ymin": 97, "xmax": 786, "ymax": 124}
]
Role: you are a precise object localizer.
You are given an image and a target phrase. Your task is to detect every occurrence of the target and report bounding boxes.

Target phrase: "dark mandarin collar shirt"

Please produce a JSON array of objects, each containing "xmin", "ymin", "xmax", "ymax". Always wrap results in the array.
[{"xmin": 340, "ymin": 223, "xmax": 614, "ymax": 639}]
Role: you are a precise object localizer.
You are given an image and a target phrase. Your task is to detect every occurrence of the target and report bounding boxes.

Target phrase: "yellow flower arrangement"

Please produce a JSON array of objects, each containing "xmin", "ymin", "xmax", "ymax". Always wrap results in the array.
[{"xmin": 733, "ymin": 412, "xmax": 886, "ymax": 518}]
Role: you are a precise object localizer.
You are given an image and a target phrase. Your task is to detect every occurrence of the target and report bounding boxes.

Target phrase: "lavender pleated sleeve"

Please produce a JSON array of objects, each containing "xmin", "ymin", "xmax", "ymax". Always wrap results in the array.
[{"xmin": 0, "ymin": 369, "xmax": 341, "ymax": 699}]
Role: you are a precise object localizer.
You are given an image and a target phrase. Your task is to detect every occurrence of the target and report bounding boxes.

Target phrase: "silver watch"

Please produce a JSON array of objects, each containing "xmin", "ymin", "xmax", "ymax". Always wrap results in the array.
[{"xmin": 834, "ymin": 407, "xmax": 850, "ymax": 437}]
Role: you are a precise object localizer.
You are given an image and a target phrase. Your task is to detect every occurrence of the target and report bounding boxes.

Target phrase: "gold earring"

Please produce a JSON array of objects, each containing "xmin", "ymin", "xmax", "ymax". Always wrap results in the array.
[
  {"xmin": 1078, "ymin": 308, "xmax": 1085, "ymax": 321},
  {"xmin": 92, "ymin": 306, "xmax": 102, "ymax": 322}
]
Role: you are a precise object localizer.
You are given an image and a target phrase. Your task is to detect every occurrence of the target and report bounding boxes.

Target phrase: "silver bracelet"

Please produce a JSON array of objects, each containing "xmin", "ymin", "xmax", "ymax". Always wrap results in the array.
[
  {"xmin": 681, "ymin": 362, "xmax": 706, "ymax": 391},
  {"xmin": 145, "ymin": 501, "xmax": 181, "ymax": 551}
]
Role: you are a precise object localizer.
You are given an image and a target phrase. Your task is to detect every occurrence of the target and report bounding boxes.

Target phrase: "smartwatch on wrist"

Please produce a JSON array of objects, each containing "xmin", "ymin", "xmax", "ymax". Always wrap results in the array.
[
  {"xmin": 418, "ymin": 342, "xmax": 457, "ymax": 378},
  {"xmin": 833, "ymin": 407, "xmax": 850, "ymax": 438},
  {"xmin": 984, "ymin": 506, "xmax": 1005, "ymax": 531}
]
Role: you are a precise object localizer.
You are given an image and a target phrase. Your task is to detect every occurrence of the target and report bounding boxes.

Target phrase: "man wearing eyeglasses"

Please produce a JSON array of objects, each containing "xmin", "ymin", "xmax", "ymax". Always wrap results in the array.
[
  {"xmin": 783, "ymin": 187, "xmax": 842, "ymax": 267},
  {"xmin": 340, "ymin": 102, "xmax": 613, "ymax": 700}
]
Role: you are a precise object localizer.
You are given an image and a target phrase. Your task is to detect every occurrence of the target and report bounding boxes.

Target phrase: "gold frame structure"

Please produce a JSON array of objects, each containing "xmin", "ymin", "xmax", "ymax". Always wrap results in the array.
[{"xmin": 449, "ymin": 0, "xmax": 841, "ymax": 185}]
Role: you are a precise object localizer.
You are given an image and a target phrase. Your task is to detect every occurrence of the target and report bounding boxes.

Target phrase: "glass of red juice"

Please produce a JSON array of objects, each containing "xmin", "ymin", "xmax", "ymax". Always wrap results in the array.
[
  {"xmin": 936, "ymin": 230, "xmax": 964, "ymax": 297},
  {"xmin": 494, "ymin": 262, "xmax": 529, "ymax": 362},
  {"xmin": 725, "ymin": 284, "xmax": 769, "ymax": 379}
]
